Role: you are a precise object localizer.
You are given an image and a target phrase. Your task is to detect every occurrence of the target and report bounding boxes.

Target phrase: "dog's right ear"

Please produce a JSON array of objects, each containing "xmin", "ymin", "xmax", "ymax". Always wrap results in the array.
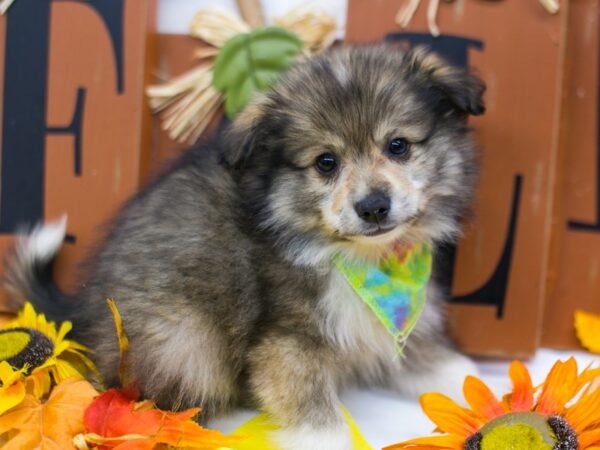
[
  {"xmin": 222, "ymin": 96, "xmax": 270, "ymax": 168},
  {"xmin": 405, "ymin": 46, "xmax": 486, "ymax": 117}
]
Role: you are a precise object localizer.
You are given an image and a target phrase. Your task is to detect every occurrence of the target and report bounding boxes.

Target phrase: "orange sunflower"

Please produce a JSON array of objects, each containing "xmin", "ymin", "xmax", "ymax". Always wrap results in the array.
[{"xmin": 386, "ymin": 358, "xmax": 600, "ymax": 450}]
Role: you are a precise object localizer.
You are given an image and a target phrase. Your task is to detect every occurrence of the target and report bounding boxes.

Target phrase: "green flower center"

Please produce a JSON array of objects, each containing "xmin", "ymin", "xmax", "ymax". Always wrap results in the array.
[
  {"xmin": 0, "ymin": 330, "xmax": 29, "ymax": 359},
  {"xmin": 0, "ymin": 327, "xmax": 54, "ymax": 373},
  {"xmin": 481, "ymin": 423, "xmax": 552, "ymax": 450},
  {"xmin": 464, "ymin": 412, "xmax": 578, "ymax": 450}
]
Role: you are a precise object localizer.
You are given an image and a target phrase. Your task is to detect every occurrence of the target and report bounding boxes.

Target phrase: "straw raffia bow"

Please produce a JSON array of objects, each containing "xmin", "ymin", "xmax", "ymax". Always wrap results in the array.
[
  {"xmin": 397, "ymin": 0, "xmax": 560, "ymax": 37},
  {"xmin": 147, "ymin": 5, "xmax": 336, "ymax": 144}
]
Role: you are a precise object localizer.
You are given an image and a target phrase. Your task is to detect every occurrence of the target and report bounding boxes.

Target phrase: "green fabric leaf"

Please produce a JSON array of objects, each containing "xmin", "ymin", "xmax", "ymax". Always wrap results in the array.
[{"xmin": 212, "ymin": 27, "xmax": 303, "ymax": 118}]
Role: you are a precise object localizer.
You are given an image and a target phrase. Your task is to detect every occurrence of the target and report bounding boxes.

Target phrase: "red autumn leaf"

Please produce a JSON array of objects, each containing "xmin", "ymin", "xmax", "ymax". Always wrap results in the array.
[{"xmin": 82, "ymin": 386, "xmax": 240, "ymax": 449}]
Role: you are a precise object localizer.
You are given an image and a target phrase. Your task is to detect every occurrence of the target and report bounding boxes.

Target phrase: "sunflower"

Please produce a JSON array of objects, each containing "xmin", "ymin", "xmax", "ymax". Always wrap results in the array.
[
  {"xmin": 0, "ymin": 303, "xmax": 99, "ymax": 398},
  {"xmin": 386, "ymin": 358, "xmax": 600, "ymax": 450}
]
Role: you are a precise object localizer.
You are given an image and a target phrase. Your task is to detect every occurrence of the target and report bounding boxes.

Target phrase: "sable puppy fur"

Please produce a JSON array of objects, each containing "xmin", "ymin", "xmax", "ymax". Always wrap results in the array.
[{"xmin": 6, "ymin": 45, "xmax": 484, "ymax": 450}]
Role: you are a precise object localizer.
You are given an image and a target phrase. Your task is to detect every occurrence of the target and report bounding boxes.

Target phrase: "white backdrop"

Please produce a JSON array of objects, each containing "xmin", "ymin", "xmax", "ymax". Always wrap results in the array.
[{"xmin": 157, "ymin": 0, "xmax": 348, "ymax": 37}]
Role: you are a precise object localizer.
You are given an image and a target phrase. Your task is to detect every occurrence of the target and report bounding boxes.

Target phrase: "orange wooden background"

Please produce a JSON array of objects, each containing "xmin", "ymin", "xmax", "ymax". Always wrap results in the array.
[
  {"xmin": 543, "ymin": 0, "xmax": 600, "ymax": 349},
  {"xmin": 0, "ymin": 0, "xmax": 156, "ymax": 304}
]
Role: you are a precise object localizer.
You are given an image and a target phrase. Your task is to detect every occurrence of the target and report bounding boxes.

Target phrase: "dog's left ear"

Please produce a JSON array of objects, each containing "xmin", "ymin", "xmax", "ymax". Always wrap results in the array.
[
  {"xmin": 406, "ymin": 47, "xmax": 486, "ymax": 116},
  {"xmin": 222, "ymin": 96, "xmax": 271, "ymax": 168}
]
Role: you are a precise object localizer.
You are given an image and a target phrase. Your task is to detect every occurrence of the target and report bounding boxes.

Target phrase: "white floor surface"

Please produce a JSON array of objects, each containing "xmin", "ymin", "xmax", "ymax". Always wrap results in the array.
[{"xmin": 208, "ymin": 349, "xmax": 599, "ymax": 449}]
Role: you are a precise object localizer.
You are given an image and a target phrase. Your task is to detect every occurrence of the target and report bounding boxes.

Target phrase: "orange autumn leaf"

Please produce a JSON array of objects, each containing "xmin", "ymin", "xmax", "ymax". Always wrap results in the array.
[
  {"xmin": 0, "ymin": 378, "xmax": 99, "ymax": 450},
  {"xmin": 81, "ymin": 386, "xmax": 241, "ymax": 449}
]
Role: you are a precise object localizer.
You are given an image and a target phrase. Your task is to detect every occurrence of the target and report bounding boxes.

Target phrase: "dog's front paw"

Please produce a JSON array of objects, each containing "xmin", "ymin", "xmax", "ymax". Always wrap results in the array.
[
  {"xmin": 271, "ymin": 423, "xmax": 352, "ymax": 450},
  {"xmin": 399, "ymin": 352, "xmax": 477, "ymax": 401}
]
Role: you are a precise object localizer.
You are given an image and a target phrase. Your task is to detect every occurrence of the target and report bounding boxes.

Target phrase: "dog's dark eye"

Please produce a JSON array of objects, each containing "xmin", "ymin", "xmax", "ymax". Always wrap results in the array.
[
  {"xmin": 315, "ymin": 153, "xmax": 338, "ymax": 175},
  {"xmin": 388, "ymin": 137, "xmax": 410, "ymax": 159}
]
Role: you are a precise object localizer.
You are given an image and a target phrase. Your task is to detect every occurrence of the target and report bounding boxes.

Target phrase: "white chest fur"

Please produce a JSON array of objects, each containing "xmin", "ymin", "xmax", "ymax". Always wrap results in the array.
[
  {"xmin": 317, "ymin": 268, "xmax": 399, "ymax": 369},
  {"xmin": 317, "ymin": 269, "xmax": 477, "ymax": 398}
]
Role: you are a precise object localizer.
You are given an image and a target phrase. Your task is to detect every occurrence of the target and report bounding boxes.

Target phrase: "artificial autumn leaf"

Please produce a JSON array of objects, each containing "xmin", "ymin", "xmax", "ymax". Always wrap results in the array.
[
  {"xmin": 212, "ymin": 27, "xmax": 302, "ymax": 117},
  {"xmin": 0, "ymin": 361, "xmax": 27, "ymax": 415},
  {"xmin": 0, "ymin": 378, "xmax": 98, "ymax": 449},
  {"xmin": 80, "ymin": 387, "xmax": 240, "ymax": 449},
  {"xmin": 106, "ymin": 299, "xmax": 131, "ymax": 385},
  {"xmin": 575, "ymin": 309, "xmax": 600, "ymax": 354}
]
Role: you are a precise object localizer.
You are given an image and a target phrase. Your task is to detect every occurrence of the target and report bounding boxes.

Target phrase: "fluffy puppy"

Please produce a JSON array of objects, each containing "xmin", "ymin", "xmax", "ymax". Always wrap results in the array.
[{"xmin": 6, "ymin": 45, "xmax": 484, "ymax": 450}]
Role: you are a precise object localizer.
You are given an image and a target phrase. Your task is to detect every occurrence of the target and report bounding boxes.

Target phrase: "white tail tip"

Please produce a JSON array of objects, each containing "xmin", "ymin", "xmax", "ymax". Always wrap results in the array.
[{"xmin": 26, "ymin": 215, "xmax": 68, "ymax": 262}]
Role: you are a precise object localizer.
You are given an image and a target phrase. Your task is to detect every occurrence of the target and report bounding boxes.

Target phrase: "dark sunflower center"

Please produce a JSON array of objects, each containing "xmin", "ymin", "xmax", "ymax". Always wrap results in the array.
[
  {"xmin": 464, "ymin": 412, "xmax": 578, "ymax": 450},
  {"xmin": 0, "ymin": 327, "xmax": 54, "ymax": 372},
  {"xmin": 548, "ymin": 416, "xmax": 578, "ymax": 450}
]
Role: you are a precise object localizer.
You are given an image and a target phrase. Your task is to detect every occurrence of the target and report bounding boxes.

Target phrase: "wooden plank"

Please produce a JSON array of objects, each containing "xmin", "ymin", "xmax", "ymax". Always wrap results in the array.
[{"xmin": 542, "ymin": 0, "xmax": 600, "ymax": 349}]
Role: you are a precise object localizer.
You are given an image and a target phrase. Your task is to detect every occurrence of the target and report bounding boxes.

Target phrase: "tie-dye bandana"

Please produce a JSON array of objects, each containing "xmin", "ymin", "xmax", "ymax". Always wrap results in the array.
[{"xmin": 333, "ymin": 243, "xmax": 432, "ymax": 352}]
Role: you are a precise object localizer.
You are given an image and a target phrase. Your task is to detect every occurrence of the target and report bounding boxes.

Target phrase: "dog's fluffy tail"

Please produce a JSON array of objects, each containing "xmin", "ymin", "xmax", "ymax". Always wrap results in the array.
[{"xmin": 4, "ymin": 216, "xmax": 74, "ymax": 323}]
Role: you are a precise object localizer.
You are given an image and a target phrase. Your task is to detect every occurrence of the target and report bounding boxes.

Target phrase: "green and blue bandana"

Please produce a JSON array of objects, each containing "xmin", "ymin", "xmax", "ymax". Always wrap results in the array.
[{"xmin": 333, "ymin": 243, "xmax": 432, "ymax": 351}]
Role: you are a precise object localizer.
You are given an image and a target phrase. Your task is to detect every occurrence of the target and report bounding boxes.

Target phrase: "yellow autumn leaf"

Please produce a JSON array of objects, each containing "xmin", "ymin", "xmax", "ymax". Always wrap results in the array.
[
  {"xmin": 575, "ymin": 310, "xmax": 600, "ymax": 354},
  {"xmin": 0, "ymin": 377, "xmax": 98, "ymax": 449},
  {"xmin": 232, "ymin": 406, "xmax": 372, "ymax": 450},
  {"xmin": 0, "ymin": 361, "xmax": 27, "ymax": 415},
  {"xmin": 106, "ymin": 298, "xmax": 131, "ymax": 385}
]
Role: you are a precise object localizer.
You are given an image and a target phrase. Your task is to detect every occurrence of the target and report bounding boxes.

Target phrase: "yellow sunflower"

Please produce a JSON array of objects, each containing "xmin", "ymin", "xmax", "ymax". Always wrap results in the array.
[
  {"xmin": 0, "ymin": 303, "xmax": 99, "ymax": 398},
  {"xmin": 386, "ymin": 358, "xmax": 600, "ymax": 450}
]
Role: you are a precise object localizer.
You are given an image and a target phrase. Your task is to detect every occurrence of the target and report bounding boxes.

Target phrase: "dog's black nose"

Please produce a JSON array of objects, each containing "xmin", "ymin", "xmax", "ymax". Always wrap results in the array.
[{"xmin": 354, "ymin": 194, "xmax": 391, "ymax": 223}]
